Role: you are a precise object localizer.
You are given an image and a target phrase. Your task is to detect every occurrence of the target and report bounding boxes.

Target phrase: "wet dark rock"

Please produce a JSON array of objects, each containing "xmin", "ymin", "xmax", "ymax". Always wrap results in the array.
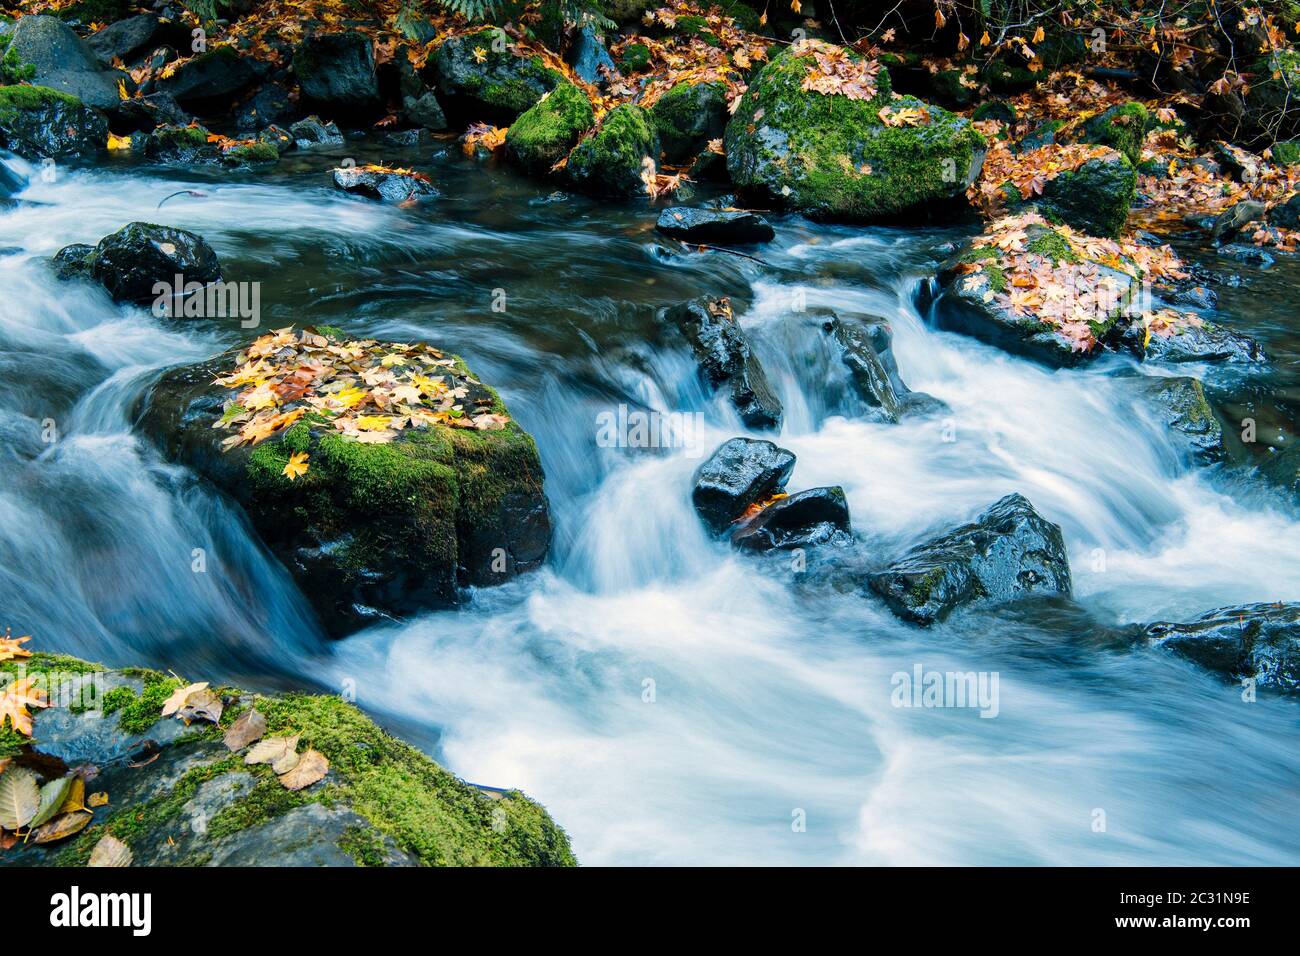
[
  {"xmin": 566, "ymin": 103, "xmax": 659, "ymax": 199},
  {"xmin": 402, "ymin": 89, "xmax": 447, "ymax": 131},
  {"xmin": 111, "ymin": 91, "xmax": 188, "ymax": 133},
  {"xmin": 566, "ymin": 25, "xmax": 617, "ymax": 87},
  {"xmin": 665, "ymin": 297, "xmax": 783, "ymax": 430},
  {"xmin": 867, "ymin": 493, "xmax": 1073, "ymax": 626},
  {"xmin": 430, "ymin": 27, "xmax": 562, "ymax": 125},
  {"xmin": 382, "ymin": 128, "xmax": 431, "ymax": 148},
  {"xmin": 651, "ymin": 80, "xmax": 728, "ymax": 164},
  {"xmin": 730, "ymin": 486, "xmax": 851, "ymax": 552},
  {"xmin": 1258, "ymin": 442, "xmax": 1300, "ymax": 503},
  {"xmin": 292, "ymin": 31, "xmax": 380, "ymax": 113},
  {"xmin": 1213, "ymin": 140, "xmax": 1262, "ymax": 183},
  {"xmin": 331, "ymin": 165, "xmax": 439, "ymax": 203},
  {"xmin": 1144, "ymin": 602, "xmax": 1300, "ymax": 694},
  {"xmin": 1129, "ymin": 375, "xmax": 1225, "ymax": 463},
  {"xmin": 692, "ymin": 437, "xmax": 796, "ymax": 536},
  {"xmin": 89, "ymin": 221, "xmax": 222, "ymax": 305},
  {"xmin": 4, "ymin": 15, "xmax": 127, "ymax": 111},
  {"xmin": 1269, "ymin": 192, "xmax": 1300, "ymax": 231},
  {"xmin": 5, "ymin": 661, "xmax": 574, "ymax": 866},
  {"xmin": 824, "ymin": 314, "xmax": 943, "ymax": 423},
  {"xmin": 655, "ymin": 207, "xmax": 774, "ymax": 245},
  {"xmin": 289, "ymin": 114, "xmax": 343, "ymax": 149},
  {"xmin": 155, "ymin": 46, "xmax": 256, "ymax": 111},
  {"xmin": 143, "ymin": 122, "xmax": 219, "ymax": 164},
  {"xmin": 1210, "ymin": 199, "xmax": 1267, "ymax": 241},
  {"xmin": 234, "ymin": 83, "xmax": 297, "ymax": 133},
  {"xmin": 0, "ymin": 159, "xmax": 25, "ymax": 199},
  {"xmin": 1029, "ymin": 149, "xmax": 1137, "ymax": 239},
  {"xmin": 0, "ymin": 85, "xmax": 107, "ymax": 160},
  {"xmin": 135, "ymin": 332, "xmax": 551, "ymax": 637},
  {"xmin": 51, "ymin": 243, "xmax": 94, "ymax": 281},
  {"xmin": 257, "ymin": 124, "xmax": 294, "ymax": 154},
  {"xmin": 86, "ymin": 13, "xmax": 160, "ymax": 65},
  {"xmin": 1118, "ymin": 318, "xmax": 1265, "ymax": 365},
  {"xmin": 1165, "ymin": 283, "xmax": 1217, "ymax": 311}
]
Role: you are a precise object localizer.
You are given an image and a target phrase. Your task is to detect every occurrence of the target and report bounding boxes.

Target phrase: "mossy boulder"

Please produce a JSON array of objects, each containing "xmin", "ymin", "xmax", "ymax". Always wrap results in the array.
[
  {"xmin": 430, "ymin": 27, "xmax": 563, "ymax": 125},
  {"xmin": 1026, "ymin": 149, "xmax": 1137, "ymax": 239},
  {"xmin": 724, "ymin": 45, "xmax": 985, "ymax": 221},
  {"xmin": 4, "ymin": 14, "xmax": 126, "ymax": 110},
  {"xmin": 144, "ymin": 121, "xmax": 220, "ymax": 163},
  {"xmin": 504, "ymin": 81, "xmax": 594, "ymax": 175},
  {"xmin": 651, "ymin": 80, "xmax": 729, "ymax": 164},
  {"xmin": 1, "ymin": 654, "xmax": 576, "ymax": 865},
  {"xmin": 0, "ymin": 84, "xmax": 105, "ymax": 159},
  {"xmin": 1076, "ymin": 101, "xmax": 1150, "ymax": 165},
  {"xmin": 1129, "ymin": 374, "xmax": 1224, "ymax": 463},
  {"xmin": 135, "ymin": 332, "xmax": 551, "ymax": 638},
  {"xmin": 566, "ymin": 103, "xmax": 659, "ymax": 198}
]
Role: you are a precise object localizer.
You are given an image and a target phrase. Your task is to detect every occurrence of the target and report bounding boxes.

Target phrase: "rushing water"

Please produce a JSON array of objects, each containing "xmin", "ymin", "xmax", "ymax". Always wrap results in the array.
[{"xmin": 3, "ymin": 140, "xmax": 1298, "ymax": 865}]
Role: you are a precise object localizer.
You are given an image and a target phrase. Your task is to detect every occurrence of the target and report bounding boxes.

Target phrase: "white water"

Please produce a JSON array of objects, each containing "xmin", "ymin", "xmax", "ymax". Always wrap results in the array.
[{"xmin": 3, "ymin": 154, "xmax": 1298, "ymax": 865}]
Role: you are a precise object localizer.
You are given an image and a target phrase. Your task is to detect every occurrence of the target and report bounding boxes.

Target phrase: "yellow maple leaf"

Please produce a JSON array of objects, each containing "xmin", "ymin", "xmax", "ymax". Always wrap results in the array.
[
  {"xmin": 0, "ymin": 628, "xmax": 32, "ymax": 663},
  {"xmin": 282, "ymin": 451, "xmax": 310, "ymax": 481},
  {"xmin": 0, "ymin": 677, "xmax": 49, "ymax": 737},
  {"xmin": 473, "ymin": 46, "xmax": 487, "ymax": 64},
  {"xmin": 332, "ymin": 386, "xmax": 367, "ymax": 409},
  {"xmin": 107, "ymin": 133, "xmax": 132, "ymax": 150}
]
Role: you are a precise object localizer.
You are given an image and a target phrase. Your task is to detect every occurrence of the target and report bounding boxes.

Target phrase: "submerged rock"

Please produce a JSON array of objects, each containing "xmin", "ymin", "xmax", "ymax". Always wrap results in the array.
[
  {"xmin": 665, "ymin": 297, "xmax": 783, "ymax": 430},
  {"xmin": 136, "ymin": 329, "xmax": 551, "ymax": 637},
  {"xmin": 1258, "ymin": 442, "xmax": 1300, "ymax": 504},
  {"xmin": 0, "ymin": 85, "xmax": 107, "ymax": 159},
  {"xmin": 823, "ymin": 313, "xmax": 944, "ymax": 423},
  {"xmin": 330, "ymin": 165, "xmax": 439, "ymax": 203},
  {"xmin": 566, "ymin": 103, "xmax": 659, "ymax": 198},
  {"xmin": 1129, "ymin": 375, "xmax": 1224, "ymax": 463},
  {"xmin": 730, "ymin": 486, "xmax": 851, "ymax": 553},
  {"xmin": 293, "ymin": 31, "xmax": 380, "ymax": 113},
  {"xmin": 504, "ymin": 81, "xmax": 594, "ymax": 176},
  {"xmin": 4, "ymin": 15, "xmax": 126, "ymax": 111},
  {"xmin": 2, "ymin": 654, "xmax": 576, "ymax": 866},
  {"xmin": 724, "ymin": 42, "xmax": 985, "ymax": 221},
  {"xmin": 868, "ymin": 493, "xmax": 1072, "ymax": 626},
  {"xmin": 88, "ymin": 221, "xmax": 221, "ymax": 305},
  {"xmin": 1144, "ymin": 602, "xmax": 1300, "ymax": 694},
  {"xmin": 692, "ymin": 437, "xmax": 796, "ymax": 536},
  {"xmin": 655, "ymin": 207, "xmax": 775, "ymax": 245},
  {"xmin": 431, "ymin": 27, "xmax": 562, "ymax": 124},
  {"xmin": 651, "ymin": 80, "xmax": 728, "ymax": 165}
]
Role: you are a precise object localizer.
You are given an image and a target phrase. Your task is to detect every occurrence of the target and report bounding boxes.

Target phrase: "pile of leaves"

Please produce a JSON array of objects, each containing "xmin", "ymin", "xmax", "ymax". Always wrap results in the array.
[
  {"xmin": 211, "ymin": 327, "xmax": 510, "ymax": 465},
  {"xmin": 796, "ymin": 38, "xmax": 881, "ymax": 101},
  {"xmin": 955, "ymin": 211, "xmax": 1189, "ymax": 352},
  {"xmin": 969, "ymin": 138, "xmax": 1116, "ymax": 215}
]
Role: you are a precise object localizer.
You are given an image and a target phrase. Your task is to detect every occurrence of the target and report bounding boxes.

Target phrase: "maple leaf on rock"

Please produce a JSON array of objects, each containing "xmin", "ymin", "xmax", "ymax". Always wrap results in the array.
[{"xmin": 0, "ymin": 677, "xmax": 48, "ymax": 737}]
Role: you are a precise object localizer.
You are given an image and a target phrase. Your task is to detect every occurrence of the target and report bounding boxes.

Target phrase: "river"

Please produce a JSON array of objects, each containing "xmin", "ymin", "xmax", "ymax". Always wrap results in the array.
[{"xmin": 2, "ymin": 138, "xmax": 1298, "ymax": 865}]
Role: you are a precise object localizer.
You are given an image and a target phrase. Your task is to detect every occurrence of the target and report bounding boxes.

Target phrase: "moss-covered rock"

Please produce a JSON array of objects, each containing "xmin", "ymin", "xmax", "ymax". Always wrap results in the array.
[
  {"xmin": 724, "ymin": 44, "xmax": 985, "ymax": 221},
  {"xmin": 504, "ymin": 81, "xmax": 594, "ymax": 175},
  {"xmin": 431, "ymin": 27, "xmax": 563, "ymax": 125},
  {"xmin": 566, "ymin": 102, "xmax": 659, "ymax": 198},
  {"xmin": 144, "ymin": 121, "xmax": 220, "ymax": 164},
  {"xmin": 618, "ymin": 41, "xmax": 652, "ymax": 73},
  {"xmin": 1076, "ymin": 101, "xmax": 1150, "ymax": 165},
  {"xmin": 1273, "ymin": 139, "xmax": 1300, "ymax": 165},
  {"xmin": 1129, "ymin": 374, "xmax": 1224, "ymax": 463},
  {"xmin": 0, "ymin": 83, "xmax": 105, "ymax": 159},
  {"xmin": 135, "ymin": 331, "xmax": 551, "ymax": 638},
  {"xmin": 651, "ymin": 80, "xmax": 728, "ymax": 165},
  {"xmin": 1030, "ymin": 149, "xmax": 1137, "ymax": 239},
  {"xmin": 0, "ymin": 654, "xmax": 576, "ymax": 866}
]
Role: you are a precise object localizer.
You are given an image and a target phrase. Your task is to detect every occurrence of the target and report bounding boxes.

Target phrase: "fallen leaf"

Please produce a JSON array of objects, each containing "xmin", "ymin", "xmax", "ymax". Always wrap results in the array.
[
  {"xmin": 31, "ymin": 810, "xmax": 92, "ymax": 844},
  {"xmin": 0, "ymin": 677, "xmax": 49, "ymax": 737},
  {"xmin": 29, "ymin": 776, "xmax": 74, "ymax": 829},
  {"xmin": 245, "ymin": 734, "xmax": 301, "ymax": 774},
  {"xmin": 0, "ymin": 628, "xmax": 32, "ymax": 662},
  {"xmin": 0, "ymin": 765, "xmax": 39, "ymax": 830},
  {"xmin": 278, "ymin": 749, "xmax": 328, "ymax": 791},
  {"xmin": 178, "ymin": 687, "xmax": 223, "ymax": 724},
  {"xmin": 160, "ymin": 681, "xmax": 208, "ymax": 718},
  {"xmin": 88, "ymin": 833, "xmax": 133, "ymax": 867},
  {"xmin": 87, "ymin": 791, "xmax": 109, "ymax": 809},
  {"xmin": 223, "ymin": 707, "xmax": 267, "ymax": 751},
  {"xmin": 281, "ymin": 451, "xmax": 310, "ymax": 481}
]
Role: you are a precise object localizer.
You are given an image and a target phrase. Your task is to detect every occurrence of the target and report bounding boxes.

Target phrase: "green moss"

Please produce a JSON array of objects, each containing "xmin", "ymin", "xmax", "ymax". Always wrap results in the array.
[
  {"xmin": 1273, "ymin": 140, "xmax": 1300, "ymax": 165},
  {"xmin": 1025, "ymin": 228, "xmax": 1079, "ymax": 264},
  {"xmin": 505, "ymin": 81, "xmax": 594, "ymax": 174},
  {"xmin": 1079, "ymin": 101, "xmax": 1150, "ymax": 165},
  {"xmin": 254, "ymin": 692, "xmax": 576, "ymax": 866},
  {"xmin": 619, "ymin": 42, "xmax": 651, "ymax": 73},
  {"xmin": 0, "ymin": 85, "xmax": 83, "ymax": 124},
  {"xmin": 205, "ymin": 773, "xmax": 311, "ymax": 840},
  {"xmin": 725, "ymin": 46, "xmax": 985, "ymax": 220},
  {"xmin": 437, "ymin": 28, "xmax": 562, "ymax": 118},
  {"xmin": 100, "ymin": 676, "xmax": 182, "ymax": 735},
  {"xmin": 652, "ymin": 80, "xmax": 728, "ymax": 164},
  {"xmin": 567, "ymin": 102, "xmax": 659, "ymax": 197},
  {"xmin": 0, "ymin": 47, "xmax": 34, "ymax": 85},
  {"xmin": 972, "ymin": 100, "xmax": 1018, "ymax": 124},
  {"xmin": 221, "ymin": 141, "xmax": 280, "ymax": 166},
  {"xmin": 672, "ymin": 14, "xmax": 721, "ymax": 47}
]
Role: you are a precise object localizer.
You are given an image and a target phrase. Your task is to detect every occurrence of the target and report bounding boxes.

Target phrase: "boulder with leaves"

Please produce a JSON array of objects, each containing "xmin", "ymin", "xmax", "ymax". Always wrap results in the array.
[{"xmin": 136, "ymin": 326, "xmax": 551, "ymax": 637}]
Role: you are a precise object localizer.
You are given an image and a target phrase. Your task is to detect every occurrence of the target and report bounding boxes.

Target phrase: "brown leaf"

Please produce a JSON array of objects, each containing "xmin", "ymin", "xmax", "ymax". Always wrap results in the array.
[
  {"xmin": 277, "ymin": 749, "xmax": 328, "ymax": 791},
  {"xmin": 87, "ymin": 791, "xmax": 109, "ymax": 809},
  {"xmin": 245, "ymin": 734, "xmax": 301, "ymax": 774},
  {"xmin": 31, "ymin": 810, "xmax": 92, "ymax": 844},
  {"xmin": 160, "ymin": 681, "xmax": 208, "ymax": 718},
  {"xmin": 178, "ymin": 687, "xmax": 223, "ymax": 724},
  {"xmin": 88, "ymin": 833, "xmax": 133, "ymax": 867},
  {"xmin": 223, "ymin": 707, "xmax": 267, "ymax": 751}
]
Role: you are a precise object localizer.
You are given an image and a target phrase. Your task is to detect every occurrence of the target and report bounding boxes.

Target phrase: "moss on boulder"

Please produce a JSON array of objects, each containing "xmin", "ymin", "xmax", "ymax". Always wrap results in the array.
[
  {"xmin": 0, "ymin": 83, "xmax": 105, "ymax": 159},
  {"xmin": 135, "ymin": 330, "xmax": 551, "ymax": 638},
  {"xmin": 566, "ymin": 102, "xmax": 659, "ymax": 198},
  {"xmin": 431, "ymin": 27, "xmax": 563, "ymax": 124},
  {"xmin": 1077, "ymin": 101, "xmax": 1149, "ymax": 165},
  {"xmin": 651, "ymin": 80, "xmax": 729, "ymax": 164},
  {"xmin": 1031, "ymin": 149, "xmax": 1137, "ymax": 239},
  {"xmin": 723, "ymin": 45, "xmax": 985, "ymax": 221},
  {"xmin": 1, "ymin": 653, "xmax": 576, "ymax": 866},
  {"xmin": 504, "ymin": 81, "xmax": 594, "ymax": 175}
]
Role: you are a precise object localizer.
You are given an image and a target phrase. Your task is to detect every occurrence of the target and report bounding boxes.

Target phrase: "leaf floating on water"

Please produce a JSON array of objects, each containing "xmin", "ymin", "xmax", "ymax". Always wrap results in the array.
[
  {"xmin": 0, "ymin": 765, "xmax": 39, "ymax": 831},
  {"xmin": 245, "ymin": 734, "xmax": 301, "ymax": 774},
  {"xmin": 223, "ymin": 707, "xmax": 267, "ymax": 751},
  {"xmin": 277, "ymin": 749, "xmax": 328, "ymax": 791},
  {"xmin": 88, "ymin": 833, "xmax": 133, "ymax": 867},
  {"xmin": 160, "ymin": 681, "xmax": 209, "ymax": 718}
]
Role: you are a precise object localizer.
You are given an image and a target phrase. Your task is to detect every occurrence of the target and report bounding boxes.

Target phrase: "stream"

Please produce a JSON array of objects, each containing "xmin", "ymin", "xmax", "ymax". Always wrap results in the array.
[{"xmin": 2, "ymin": 138, "xmax": 1299, "ymax": 865}]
